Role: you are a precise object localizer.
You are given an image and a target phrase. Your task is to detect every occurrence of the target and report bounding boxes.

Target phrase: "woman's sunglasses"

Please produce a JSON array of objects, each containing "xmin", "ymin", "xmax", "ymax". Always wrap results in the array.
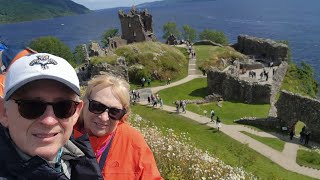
[
  {"xmin": 12, "ymin": 99, "xmax": 79, "ymax": 120},
  {"xmin": 88, "ymin": 99, "xmax": 126, "ymax": 120}
]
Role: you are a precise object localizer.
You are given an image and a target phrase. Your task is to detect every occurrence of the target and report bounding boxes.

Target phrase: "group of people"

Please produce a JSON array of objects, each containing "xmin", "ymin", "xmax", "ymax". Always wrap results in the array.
[
  {"xmin": 289, "ymin": 125, "xmax": 311, "ymax": 146},
  {"xmin": 148, "ymin": 93, "xmax": 163, "ymax": 109},
  {"xmin": 0, "ymin": 44, "xmax": 163, "ymax": 179},
  {"xmin": 130, "ymin": 89, "xmax": 140, "ymax": 103},
  {"xmin": 140, "ymin": 77, "xmax": 151, "ymax": 87},
  {"xmin": 300, "ymin": 126, "xmax": 311, "ymax": 145},
  {"xmin": 174, "ymin": 100, "xmax": 187, "ymax": 113}
]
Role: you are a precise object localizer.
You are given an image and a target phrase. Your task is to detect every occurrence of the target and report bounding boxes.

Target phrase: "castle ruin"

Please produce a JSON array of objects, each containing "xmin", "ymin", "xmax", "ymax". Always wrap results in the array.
[
  {"xmin": 118, "ymin": 6, "xmax": 156, "ymax": 44},
  {"xmin": 233, "ymin": 35, "xmax": 289, "ymax": 66}
]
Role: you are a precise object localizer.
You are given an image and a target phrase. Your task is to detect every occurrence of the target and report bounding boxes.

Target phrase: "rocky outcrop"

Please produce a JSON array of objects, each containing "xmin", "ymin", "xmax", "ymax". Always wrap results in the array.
[
  {"xmin": 234, "ymin": 35, "xmax": 288, "ymax": 65},
  {"xmin": 76, "ymin": 56, "xmax": 128, "ymax": 85},
  {"xmin": 88, "ymin": 41, "xmax": 106, "ymax": 57},
  {"xmin": 275, "ymin": 90, "xmax": 320, "ymax": 143}
]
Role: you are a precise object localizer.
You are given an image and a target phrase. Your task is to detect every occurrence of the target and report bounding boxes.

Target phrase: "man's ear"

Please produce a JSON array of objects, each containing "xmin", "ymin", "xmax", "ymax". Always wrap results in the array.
[{"xmin": 0, "ymin": 97, "xmax": 8, "ymax": 127}]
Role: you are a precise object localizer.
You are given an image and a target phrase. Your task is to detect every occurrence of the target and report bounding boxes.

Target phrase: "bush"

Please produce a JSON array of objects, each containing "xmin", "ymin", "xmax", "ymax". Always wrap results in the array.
[
  {"xmin": 29, "ymin": 36, "xmax": 76, "ymax": 67},
  {"xmin": 199, "ymin": 29, "xmax": 228, "ymax": 45}
]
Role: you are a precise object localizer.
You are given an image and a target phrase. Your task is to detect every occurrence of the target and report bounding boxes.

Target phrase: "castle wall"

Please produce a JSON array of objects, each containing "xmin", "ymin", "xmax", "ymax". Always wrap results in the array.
[
  {"xmin": 207, "ymin": 69, "xmax": 272, "ymax": 104},
  {"xmin": 275, "ymin": 90, "xmax": 320, "ymax": 143},
  {"xmin": 235, "ymin": 35, "xmax": 288, "ymax": 65}
]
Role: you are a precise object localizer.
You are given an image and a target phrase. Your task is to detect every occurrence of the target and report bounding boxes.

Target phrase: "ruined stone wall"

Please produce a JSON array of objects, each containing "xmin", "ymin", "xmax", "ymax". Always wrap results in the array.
[
  {"xmin": 207, "ymin": 69, "xmax": 272, "ymax": 104},
  {"xmin": 275, "ymin": 90, "xmax": 320, "ymax": 143},
  {"xmin": 234, "ymin": 117, "xmax": 283, "ymax": 129},
  {"xmin": 76, "ymin": 58, "xmax": 129, "ymax": 86},
  {"xmin": 118, "ymin": 8, "xmax": 154, "ymax": 44},
  {"xmin": 235, "ymin": 35, "xmax": 288, "ymax": 65},
  {"xmin": 119, "ymin": 14, "xmax": 146, "ymax": 43},
  {"xmin": 269, "ymin": 62, "xmax": 289, "ymax": 116}
]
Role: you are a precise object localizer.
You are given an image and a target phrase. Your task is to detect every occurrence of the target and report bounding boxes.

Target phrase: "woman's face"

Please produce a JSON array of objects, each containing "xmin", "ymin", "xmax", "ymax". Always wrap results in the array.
[{"xmin": 83, "ymin": 86, "xmax": 123, "ymax": 137}]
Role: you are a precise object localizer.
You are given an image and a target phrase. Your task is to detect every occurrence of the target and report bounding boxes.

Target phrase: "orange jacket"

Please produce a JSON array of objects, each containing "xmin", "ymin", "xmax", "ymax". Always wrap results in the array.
[
  {"xmin": 74, "ymin": 122, "xmax": 163, "ymax": 180},
  {"xmin": 0, "ymin": 48, "xmax": 35, "ymax": 97}
]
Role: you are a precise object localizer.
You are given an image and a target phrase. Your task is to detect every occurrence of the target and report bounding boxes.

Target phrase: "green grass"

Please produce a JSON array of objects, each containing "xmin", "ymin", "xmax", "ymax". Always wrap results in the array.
[
  {"xmin": 158, "ymin": 78, "xmax": 270, "ymax": 124},
  {"xmin": 194, "ymin": 45, "xmax": 246, "ymax": 70},
  {"xmin": 131, "ymin": 104, "xmax": 314, "ymax": 179},
  {"xmin": 281, "ymin": 62, "xmax": 318, "ymax": 98},
  {"xmin": 241, "ymin": 131, "xmax": 285, "ymax": 151},
  {"xmin": 297, "ymin": 149, "xmax": 320, "ymax": 170}
]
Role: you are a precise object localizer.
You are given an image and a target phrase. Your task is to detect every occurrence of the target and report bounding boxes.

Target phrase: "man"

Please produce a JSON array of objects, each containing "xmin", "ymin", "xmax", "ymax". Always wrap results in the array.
[
  {"xmin": 210, "ymin": 109, "xmax": 215, "ymax": 122},
  {"xmin": 0, "ymin": 53, "xmax": 103, "ymax": 179}
]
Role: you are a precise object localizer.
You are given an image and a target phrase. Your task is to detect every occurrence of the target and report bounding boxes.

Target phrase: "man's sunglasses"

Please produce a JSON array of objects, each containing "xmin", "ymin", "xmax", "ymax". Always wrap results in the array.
[
  {"xmin": 13, "ymin": 99, "xmax": 80, "ymax": 120},
  {"xmin": 88, "ymin": 99, "xmax": 126, "ymax": 120}
]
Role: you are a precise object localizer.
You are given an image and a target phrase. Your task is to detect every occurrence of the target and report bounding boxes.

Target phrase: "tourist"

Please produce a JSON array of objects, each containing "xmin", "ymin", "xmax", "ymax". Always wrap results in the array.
[
  {"xmin": 305, "ymin": 131, "xmax": 311, "ymax": 145},
  {"xmin": 289, "ymin": 126, "xmax": 295, "ymax": 140},
  {"xmin": 210, "ymin": 109, "xmax": 215, "ymax": 122},
  {"xmin": 147, "ymin": 78, "xmax": 151, "ymax": 86},
  {"xmin": 181, "ymin": 100, "xmax": 186, "ymax": 113},
  {"xmin": 74, "ymin": 74, "xmax": 162, "ymax": 179},
  {"xmin": 167, "ymin": 77, "xmax": 171, "ymax": 85},
  {"xmin": 299, "ymin": 126, "xmax": 306, "ymax": 143},
  {"xmin": 216, "ymin": 116, "xmax": 221, "ymax": 131},
  {"xmin": 159, "ymin": 98, "xmax": 163, "ymax": 109},
  {"xmin": 0, "ymin": 53, "xmax": 103, "ymax": 179}
]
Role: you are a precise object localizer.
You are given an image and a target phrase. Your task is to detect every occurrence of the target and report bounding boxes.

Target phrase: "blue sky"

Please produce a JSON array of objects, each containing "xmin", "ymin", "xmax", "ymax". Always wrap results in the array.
[{"xmin": 73, "ymin": 0, "xmax": 160, "ymax": 10}]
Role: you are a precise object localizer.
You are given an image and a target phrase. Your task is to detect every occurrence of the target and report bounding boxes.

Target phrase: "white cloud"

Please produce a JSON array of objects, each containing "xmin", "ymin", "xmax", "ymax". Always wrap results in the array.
[{"xmin": 73, "ymin": 0, "xmax": 160, "ymax": 10}]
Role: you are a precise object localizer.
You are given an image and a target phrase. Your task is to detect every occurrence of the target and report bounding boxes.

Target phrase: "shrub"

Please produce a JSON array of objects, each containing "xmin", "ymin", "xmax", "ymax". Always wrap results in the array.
[
  {"xmin": 29, "ymin": 36, "xmax": 76, "ymax": 67},
  {"xmin": 199, "ymin": 29, "xmax": 228, "ymax": 45}
]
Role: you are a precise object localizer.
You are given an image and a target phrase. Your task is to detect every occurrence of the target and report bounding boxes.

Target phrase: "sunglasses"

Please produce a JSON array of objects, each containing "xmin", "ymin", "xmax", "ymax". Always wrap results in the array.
[
  {"xmin": 88, "ymin": 99, "xmax": 126, "ymax": 120},
  {"xmin": 13, "ymin": 99, "xmax": 80, "ymax": 120}
]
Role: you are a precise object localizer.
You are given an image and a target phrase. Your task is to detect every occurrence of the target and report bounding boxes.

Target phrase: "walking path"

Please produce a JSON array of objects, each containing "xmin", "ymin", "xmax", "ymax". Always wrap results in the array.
[
  {"xmin": 136, "ymin": 45, "xmax": 320, "ymax": 179},
  {"xmin": 139, "ymin": 102, "xmax": 320, "ymax": 179}
]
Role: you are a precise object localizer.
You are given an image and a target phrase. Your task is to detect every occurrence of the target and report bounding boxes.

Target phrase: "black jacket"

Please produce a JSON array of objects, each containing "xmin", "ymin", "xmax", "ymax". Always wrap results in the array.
[{"xmin": 0, "ymin": 125, "xmax": 103, "ymax": 180}]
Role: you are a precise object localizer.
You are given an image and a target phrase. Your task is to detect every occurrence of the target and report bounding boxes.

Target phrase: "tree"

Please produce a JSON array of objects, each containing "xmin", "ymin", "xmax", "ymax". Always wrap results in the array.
[
  {"xmin": 101, "ymin": 28, "xmax": 119, "ymax": 47},
  {"xmin": 29, "ymin": 36, "xmax": 76, "ymax": 67},
  {"xmin": 162, "ymin": 22, "xmax": 180, "ymax": 40},
  {"xmin": 182, "ymin": 25, "xmax": 196, "ymax": 42},
  {"xmin": 199, "ymin": 29, "xmax": 228, "ymax": 45},
  {"xmin": 73, "ymin": 44, "xmax": 87, "ymax": 65}
]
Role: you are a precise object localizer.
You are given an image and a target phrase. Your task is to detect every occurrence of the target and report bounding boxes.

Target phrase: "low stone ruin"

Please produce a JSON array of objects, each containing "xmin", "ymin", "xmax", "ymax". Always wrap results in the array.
[
  {"xmin": 76, "ymin": 56, "xmax": 129, "ymax": 86},
  {"xmin": 233, "ymin": 35, "xmax": 288, "ymax": 66}
]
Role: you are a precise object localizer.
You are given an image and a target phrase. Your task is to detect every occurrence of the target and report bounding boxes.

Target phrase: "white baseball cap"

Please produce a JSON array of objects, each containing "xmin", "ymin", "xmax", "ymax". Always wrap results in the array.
[{"xmin": 4, "ymin": 53, "xmax": 80, "ymax": 100}]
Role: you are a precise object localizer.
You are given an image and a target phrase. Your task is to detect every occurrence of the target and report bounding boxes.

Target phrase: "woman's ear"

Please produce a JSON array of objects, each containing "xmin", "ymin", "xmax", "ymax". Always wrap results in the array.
[{"xmin": 0, "ymin": 97, "xmax": 9, "ymax": 127}]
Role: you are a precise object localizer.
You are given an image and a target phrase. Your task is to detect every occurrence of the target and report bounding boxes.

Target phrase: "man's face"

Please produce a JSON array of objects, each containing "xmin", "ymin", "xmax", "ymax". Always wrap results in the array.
[{"xmin": 1, "ymin": 80, "xmax": 83, "ymax": 161}]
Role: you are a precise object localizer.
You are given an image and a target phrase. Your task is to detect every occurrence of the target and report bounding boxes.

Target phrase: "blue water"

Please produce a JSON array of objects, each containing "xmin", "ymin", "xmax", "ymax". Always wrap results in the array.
[{"xmin": 1, "ymin": 0, "xmax": 319, "ymax": 80}]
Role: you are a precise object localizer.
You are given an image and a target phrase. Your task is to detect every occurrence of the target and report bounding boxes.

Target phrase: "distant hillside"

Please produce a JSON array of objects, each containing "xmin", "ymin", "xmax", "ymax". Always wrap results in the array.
[{"xmin": 0, "ymin": 0, "xmax": 90, "ymax": 24}]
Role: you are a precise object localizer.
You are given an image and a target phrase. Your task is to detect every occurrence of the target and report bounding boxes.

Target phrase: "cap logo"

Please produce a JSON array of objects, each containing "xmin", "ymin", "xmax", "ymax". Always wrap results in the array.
[{"xmin": 29, "ymin": 55, "xmax": 58, "ymax": 70}]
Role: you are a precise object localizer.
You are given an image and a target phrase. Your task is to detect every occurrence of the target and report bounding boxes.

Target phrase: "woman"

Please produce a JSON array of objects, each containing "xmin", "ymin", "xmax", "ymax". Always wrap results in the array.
[{"xmin": 74, "ymin": 74, "xmax": 162, "ymax": 179}]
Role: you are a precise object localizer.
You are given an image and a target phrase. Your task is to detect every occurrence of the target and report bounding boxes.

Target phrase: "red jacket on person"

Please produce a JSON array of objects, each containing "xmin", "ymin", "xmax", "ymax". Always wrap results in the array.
[{"xmin": 74, "ymin": 121, "xmax": 163, "ymax": 180}]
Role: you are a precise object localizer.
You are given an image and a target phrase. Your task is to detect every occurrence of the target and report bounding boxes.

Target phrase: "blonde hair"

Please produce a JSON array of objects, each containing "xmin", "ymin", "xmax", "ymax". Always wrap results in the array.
[{"xmin": 78, "ymin": 74, "xmax": 131, "ymax": 128}]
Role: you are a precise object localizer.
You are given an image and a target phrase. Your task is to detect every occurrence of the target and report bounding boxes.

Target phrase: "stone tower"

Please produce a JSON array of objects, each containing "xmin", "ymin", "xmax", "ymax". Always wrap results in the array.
[{"xmin": 118, "ymin": 6, "xmax": 156, "ymax": 44}]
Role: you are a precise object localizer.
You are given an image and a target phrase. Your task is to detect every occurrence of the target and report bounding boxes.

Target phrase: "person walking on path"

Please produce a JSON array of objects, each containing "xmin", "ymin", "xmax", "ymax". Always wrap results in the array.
[
  {"xmin": 147, "ymin": 78, "xmax": 151, "ymax": 86},
  {"xmin": 289, "ymin": 126, "xmax": 295, "ymax": 140},
  {"xmin": 167, "ymin": 77, "xmax": 171, "ymax": 85},
  {"xmin": 305, "ymin": 131, "xmax": 311, "ymax": 145},
  {"xmin": 216, "ymin": 116, "xmax": 221, "ymax": 131},
  {"xmin": 210, "ymin": 109, "xmax": 215, "ymax": 122},
  {"xmin": 159, "ymin": 98, "xmax": 163, "ymax": 109}
]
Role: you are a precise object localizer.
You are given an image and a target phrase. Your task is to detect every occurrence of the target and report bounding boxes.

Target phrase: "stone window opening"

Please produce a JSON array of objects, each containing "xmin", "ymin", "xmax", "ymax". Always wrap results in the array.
[
  {"xmin": 128, "ymin": 23, "xmax": 131, "ymax": 28},
  {"xmin": 133, "ymin": 31, "xmax": 136, "ymax": 37}
]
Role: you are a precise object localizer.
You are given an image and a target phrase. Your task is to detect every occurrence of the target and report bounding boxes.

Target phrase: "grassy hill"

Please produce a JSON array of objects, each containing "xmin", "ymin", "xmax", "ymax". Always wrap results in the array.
[
  {"xmin": 91, "ymin": 41, "xmax": 189, "ymax": 86},
  {"xmin": 0, "ymin": 0, "xmax": 90, "ymax": 24}
]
